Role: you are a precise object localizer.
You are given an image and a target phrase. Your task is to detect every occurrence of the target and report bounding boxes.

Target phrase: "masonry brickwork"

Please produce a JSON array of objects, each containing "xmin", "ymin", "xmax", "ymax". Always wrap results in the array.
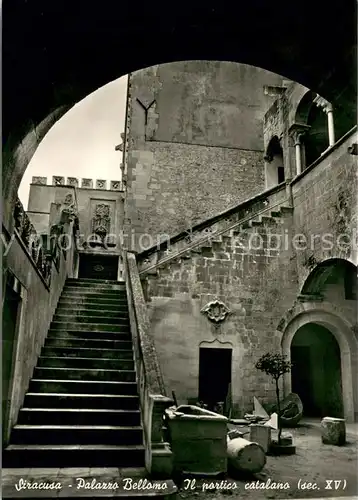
[
  {"xmin": 140, "ymin": 203, "xmax": 298, "ymax": 415},
  {"xmin": 123, "ymin": 61, "xmax": 285, "ymax": 244},
  {"xmin": 131, "ymin": 76, "xmax": 358, "ymax": 420}
]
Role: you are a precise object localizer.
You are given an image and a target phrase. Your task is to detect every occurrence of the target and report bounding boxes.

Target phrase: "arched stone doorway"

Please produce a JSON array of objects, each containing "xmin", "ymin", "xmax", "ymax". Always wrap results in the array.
[
  {"xmin": 281, "ymin": 309, "xmax": 356, "ymax": 423},
  {"xmin": 291, "ymin": 322, "xmax": 343, "ymax": 418}
]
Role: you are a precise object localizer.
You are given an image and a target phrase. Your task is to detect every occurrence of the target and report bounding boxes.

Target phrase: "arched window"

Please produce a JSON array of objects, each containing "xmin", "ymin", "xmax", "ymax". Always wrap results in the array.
[
  {"xmin": 264, "ymin": 136, "xmax": 285, "ymax": 189},
  {"xmin": 292, "ymin": 91, "xmax": 335, "ymax": 174}
]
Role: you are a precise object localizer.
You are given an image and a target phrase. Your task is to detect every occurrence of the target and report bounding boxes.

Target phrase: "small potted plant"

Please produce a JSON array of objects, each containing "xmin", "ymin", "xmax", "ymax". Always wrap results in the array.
[{"xmin": 255, "ymin": 352, "xmax": 296, "ymax": 455}]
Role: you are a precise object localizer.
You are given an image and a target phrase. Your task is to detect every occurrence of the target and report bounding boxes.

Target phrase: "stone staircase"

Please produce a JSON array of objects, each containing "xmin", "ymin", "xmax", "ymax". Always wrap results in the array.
[
  {"xmin": 3, "ymin": 278, "xmax": 146, "ymax": 468},
  {"xmin": 137, "ymin": 185, "xmax": 291, "ymax": 277},
  {"xmin": 139, "ymin": 206, "xmax": 294, "ymax": 285}
]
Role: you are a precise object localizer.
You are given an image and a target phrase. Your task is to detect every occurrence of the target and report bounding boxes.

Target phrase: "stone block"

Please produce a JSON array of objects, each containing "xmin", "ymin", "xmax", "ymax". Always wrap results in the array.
[
  {"xmin": 321, "ymin": 417, "xmax": 346, "ymax": 446},
  {"xmin": 32, "ymin": 176, "xmax": 47, "ymax": 185},
  {"xmin": 67, "ymin": 177, "xmax": 78, "ymax": 187},
  {"xmin": 249, "ymin": 424, "xmax": 272, "ymax": 452},
  {"xmin": 81, "ymin": 178, "xmax": 93, "ymax": 188},
  {"xmin": 96, "ymin": 179, "xmax": 107, "ymax": 190},
  {"xmin": 52, "ymin": 176, "xmax": 65, "ymax": 186},
  {"xmin": 110, "ymin": 180, "xmax": 122, "ymax": 190}
]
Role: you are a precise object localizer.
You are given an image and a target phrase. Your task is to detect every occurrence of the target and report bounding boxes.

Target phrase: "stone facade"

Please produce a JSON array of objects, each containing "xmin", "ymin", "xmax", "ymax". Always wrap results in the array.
[
  {"xmin": 123, "ymin": 61, "xmax": 285, "ymax": 244},
  {"xmin": 129, "ymin": 75, "xmax": 358, "ymax": 421},
  {"xmin": 27, "ymin": 176, "xmax": 125, "ymax": 249}
]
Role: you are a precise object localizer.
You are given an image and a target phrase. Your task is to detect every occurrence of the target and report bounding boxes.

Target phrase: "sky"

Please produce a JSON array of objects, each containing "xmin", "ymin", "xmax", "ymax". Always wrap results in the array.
[{"xmin": 18, "ymin": 75, "xmax": 128, "ymax": 209}]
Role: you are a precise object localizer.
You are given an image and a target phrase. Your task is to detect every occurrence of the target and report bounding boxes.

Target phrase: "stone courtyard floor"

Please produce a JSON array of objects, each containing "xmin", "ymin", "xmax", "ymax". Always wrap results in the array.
[{"xmin": 1, "ymin": 422, "xmax": 357, "ymax": 499}]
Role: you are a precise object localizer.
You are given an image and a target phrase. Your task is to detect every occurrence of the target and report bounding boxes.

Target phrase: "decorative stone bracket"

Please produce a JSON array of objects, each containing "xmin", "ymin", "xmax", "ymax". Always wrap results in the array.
[{"xmin": 201, "ymin": 299, "xmax": 231, "ymax": 323}]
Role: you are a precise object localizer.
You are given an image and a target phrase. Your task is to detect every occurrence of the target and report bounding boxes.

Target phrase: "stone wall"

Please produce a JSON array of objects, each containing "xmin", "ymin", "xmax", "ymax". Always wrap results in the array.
[
  {"xmin": 3, "ymin": 225, "xmax": 77, "ymax": 440},
  {"xmin": 140, "ymin": 201, "xmax": 297, "ymax": 415},
  {"xmin": 292, "ymin": 128, "xmax": 357, "ymax": 288},
  {"xmin": 124, "ymin": 61, "xmax": 285, "ymax": 244},
  {"xmin": 136, "ymin": 130, "xmax": 358, "ymax": 418}
]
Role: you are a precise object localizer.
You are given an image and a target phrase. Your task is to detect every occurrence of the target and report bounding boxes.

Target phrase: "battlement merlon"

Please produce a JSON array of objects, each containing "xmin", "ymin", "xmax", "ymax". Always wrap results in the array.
[{"xmin": 31, "ymin": 176, "xmax": 124, "ymax": 192}]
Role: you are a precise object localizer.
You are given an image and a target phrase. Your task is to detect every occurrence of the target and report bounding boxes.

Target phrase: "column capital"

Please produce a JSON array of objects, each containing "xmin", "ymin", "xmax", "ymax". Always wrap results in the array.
[
  {"xmin": 288, "ymin": 123, "xmax": 311, "ymax": 145},
  {"xmin": 313, "ymin": 94, "xmax": 333, "ymax": 113}
]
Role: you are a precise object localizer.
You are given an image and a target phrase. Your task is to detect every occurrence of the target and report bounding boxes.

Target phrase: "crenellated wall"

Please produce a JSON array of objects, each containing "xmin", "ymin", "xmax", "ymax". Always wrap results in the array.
[{"xmin": 27, "ymin": 176, "xmax": 125, "ymax": 248}]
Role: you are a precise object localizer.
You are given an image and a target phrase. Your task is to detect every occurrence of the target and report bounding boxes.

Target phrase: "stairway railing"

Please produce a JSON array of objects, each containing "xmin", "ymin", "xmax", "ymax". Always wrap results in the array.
[{"xmin": 123, "ymin": 250, "xmax": 173, "ymax": 478}]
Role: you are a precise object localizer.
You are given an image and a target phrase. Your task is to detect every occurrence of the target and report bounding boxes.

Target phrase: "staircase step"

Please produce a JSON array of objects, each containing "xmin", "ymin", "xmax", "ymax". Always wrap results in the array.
[
  {"xmin": 53, "ymin": 314, "xmax": 129, "ymax": 325},
  {"xmin": 65, "ymin": 281, "xmax": 126, "ymax": 290},
  {"xmin": 55, "ymin": 307, "xmax": 129, "ymax": 316},
  {"xmin": 38, "ymin": 356, "xmax": 135, "ymax": 370},
  {"xmin": 11, "ymin": 425, "xmax": 143, "ymax": 445},
  {"xmin": 62, "ymin": 287, "xmax": 127, "ymax": 296},
  {"xmin": 34, "ymin": 367, "xmax": 136, "ymax": 382},
  {"xmin": 47, "ymin": 330, "xmax": 131, "ymax": 341},
  {"xmin": 41, "ymin": 346, "xmax": 133, "ymax": 359},
  {"xmin": 45, "ymin": 337, "xmax": 133, "ymax": 350},
  {"xmin": 59, "ymin": 300, "xmax": 129, "ymax": 312},
  {"xmin": 24, "ymin": 393, "xmax": 140, "ymax": 410},
  {"xmin": 29, "ymin": 379, "xmax": 138, "ymax": 395},
  {"xmin": 280, "ymin": 206, "xmax": 294, "ymax": 215},
  {"xmin": 53, "ymin": 314, "xmax": 129, "ymax": 326},
  {"xmin": 58, "ymin": 302, "xmax": 129, "ymax": 313},
  {"xmin": 66, "ymin": 278, "xmax": 124, "ymax": 284},
  {"xmin": 3, "ymin": 444, "xmax": 145, "ymax": 468},
  {"xmin": 18, "ymin": 408, "xmax": 141, "ymax": 426},
  {"xmin": 58, "ymin": 292, "xmax": 128, "ymax": 306},
  {"xmin": 50, "ymin": 322, "xmax": 129, "ymax": 332}
]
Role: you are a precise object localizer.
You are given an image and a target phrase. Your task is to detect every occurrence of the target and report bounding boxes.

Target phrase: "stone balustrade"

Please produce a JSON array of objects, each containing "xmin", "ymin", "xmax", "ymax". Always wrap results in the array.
[
  {"xmin": 13, "ymin": 197, "xmax": 52, "ymax": 283},
  {"xmin": 31, "ymin": 176, "xmax": 123, "ymax": 191},
  {"xmin": 123, "ymin": 251, "xmax": 173, "ymax": 477}
]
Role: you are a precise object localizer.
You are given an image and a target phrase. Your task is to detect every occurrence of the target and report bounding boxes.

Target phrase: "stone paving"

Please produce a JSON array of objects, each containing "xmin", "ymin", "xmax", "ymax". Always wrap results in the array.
[{"xmin": 2, "ymin": 424, "xmax": 357, "ymax": 499}]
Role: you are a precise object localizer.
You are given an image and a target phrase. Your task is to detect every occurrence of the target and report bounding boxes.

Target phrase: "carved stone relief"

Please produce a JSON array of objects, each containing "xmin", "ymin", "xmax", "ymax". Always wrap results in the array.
[
  {"xmin": 53, "ymin": 176, "xmax": 65, "ymax": 186},
  {"xmin": 92, "ymin": 203, "xmax": 111, "ymax": 242},
  {"xmin": 111, "ymin": 181, "xmax": 121, "ymax": 191},
  {"xmin": 32, "ymin": 176, "xmax": 47, "ymax": 185},
  {"xmin": 67, "ymin": 177, "xmax": 79, "ymax": 187},
  {"xmin": 96, "ymin": 179, "xmax": 107, "ymax": 190},
  {"xmin": 82, "ymin": 178, "xmax": 93, "ymax": 188},
  {"xmin": 201, "ymin": 299, "xmax": 231, "ymax": 323}
]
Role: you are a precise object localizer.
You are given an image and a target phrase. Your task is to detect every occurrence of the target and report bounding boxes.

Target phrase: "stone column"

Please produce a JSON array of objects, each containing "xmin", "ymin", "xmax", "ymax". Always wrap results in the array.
[
  {"xmin": 313, "ymin": 95, "xmax": 335, "ymax": 147},
  {"xmin": 294, "ymin": 136, "xmax": 303, "ymax": 175},
  {"xmin": 289, "ymin": 124, "xmax": 310, "ymax": 176}
]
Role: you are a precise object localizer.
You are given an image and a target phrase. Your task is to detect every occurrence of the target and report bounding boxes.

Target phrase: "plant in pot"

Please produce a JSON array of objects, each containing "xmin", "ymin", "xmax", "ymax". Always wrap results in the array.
[{"xmin": 255, "ymin": 352, "xmax": 295, "ymax": 455}]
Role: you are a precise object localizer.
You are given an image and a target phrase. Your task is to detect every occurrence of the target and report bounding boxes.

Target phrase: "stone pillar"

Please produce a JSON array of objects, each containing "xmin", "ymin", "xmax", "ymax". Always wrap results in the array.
[
  {"xmin": 327, "ymin": 107, "xmax": 335, "ymax": 146},
  {"xmin": 313, "ymin": 95, "xmax": 335, "ymax": 147},
  {"xmin": 289, "ymin": 124, "xmax": 311, "ymax": 176},
  {"xmin": 148, "ymin": 394, "xmax": 174, "ymax": 478},
  {"xmin": 294, "ymin": 140, "xmax": 302, "ymax": 175},
  {"xmin": 321, "ymin": 417, "xmax": 346, "ymax": 446}
]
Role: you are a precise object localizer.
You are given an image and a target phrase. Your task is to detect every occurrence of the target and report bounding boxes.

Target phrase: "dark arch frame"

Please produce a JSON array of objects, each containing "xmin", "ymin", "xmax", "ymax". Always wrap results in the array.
[
  {"xmin": 2, "ymin": 1, "xmax": 357, "ymax": 232},
  {"xmin": 301, "ymin": 258, "xmax": 357, "ymax": 297}
]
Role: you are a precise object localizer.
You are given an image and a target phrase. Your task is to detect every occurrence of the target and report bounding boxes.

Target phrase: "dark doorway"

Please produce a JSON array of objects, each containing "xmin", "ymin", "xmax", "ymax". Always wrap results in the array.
[
  {"xmin": 78, "ymin": 255, "xmax": 118, "ymax": 280},
  {"xmin": 291, "ymin": 323, "xmax": 343, "ymax": 418},
  {"xmin": 291, "ymin": 346, "xmax": 315, "ymax": 414},
  {"xmin": 2, "ymin": 277, "xmax": 21, "ymax": 444},
  {"xmin": 278, "ymin": 166, "xmax": 285, "ymax": 184},
  {"xmin": 199, "ymin": 347, "xmax": 232, "ymax": 408}
]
